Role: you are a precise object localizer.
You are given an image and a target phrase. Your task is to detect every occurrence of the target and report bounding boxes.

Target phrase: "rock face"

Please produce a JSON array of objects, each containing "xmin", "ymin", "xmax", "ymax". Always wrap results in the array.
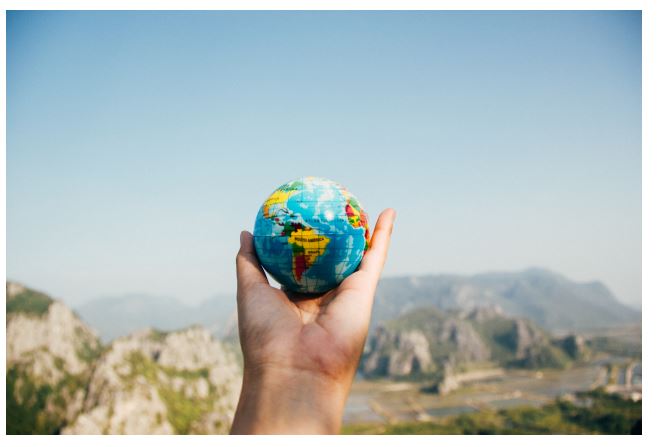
[
  {"xmin": 361, "ymin": 305, "xmax": 572, "ymax": 387},
  {"xmin": 6, "ymin": 282, "xmax": 102, "ymax": 434},
  {"xmin": 362, "ymin": 307, "xmax": 491, "ymax": 378},
  {"xmin": 6, "ymin": 282, "xmax": 243, "ymax": 435},
  {"xmin": 555, "ymin": 334, "xmax": 591, "ymax": 361},
  {"xmin": 62, "ymin": 326, "xmax": 241, "ymax": 434},
  {"xmin": 364, "ymin": 329, "xmax": 434, "ymax": 377},
  {"xmin": 434, "ymin": 363, "xmax": 460, "ymax": 395}
]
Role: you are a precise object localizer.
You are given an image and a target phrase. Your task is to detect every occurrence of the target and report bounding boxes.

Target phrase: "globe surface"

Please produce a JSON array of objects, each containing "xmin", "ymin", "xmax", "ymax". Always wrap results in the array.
[{"xmin": 253, "ymin": 177, "xmax": 371, "ymax": 294}]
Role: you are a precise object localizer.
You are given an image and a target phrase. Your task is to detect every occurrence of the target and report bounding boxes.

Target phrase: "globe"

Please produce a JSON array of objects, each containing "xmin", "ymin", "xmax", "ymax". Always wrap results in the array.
[{"xmin": 253, "ymin": 176, "xmax": 371, "ymax": 294}]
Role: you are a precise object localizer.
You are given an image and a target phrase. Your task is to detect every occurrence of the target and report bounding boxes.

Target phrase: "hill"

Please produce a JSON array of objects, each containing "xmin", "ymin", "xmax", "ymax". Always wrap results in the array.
[
  {"xmin": 361, "ymin": 305, "xmax": 590, "ymax": 393},
  {"xmin": 62, "ymin": 327, "xmax": 241, "ymax": 434},
  {"xmin": 6, "ymin": 282, "xmax": 103, "ymax": 434},
  {"xmin": 371, "ymin": 268, "xmax": 639, "ymax": 332},
  {"xmin": 6, "ymin": 282, "xmax": 242, "ymax": 435}
]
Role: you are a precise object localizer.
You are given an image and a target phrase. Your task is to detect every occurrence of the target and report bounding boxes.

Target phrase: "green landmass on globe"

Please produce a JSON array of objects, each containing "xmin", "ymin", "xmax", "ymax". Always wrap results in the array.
[{"xmin": 253, "ymin": 177, "xmax": 371, "ymax": 294}]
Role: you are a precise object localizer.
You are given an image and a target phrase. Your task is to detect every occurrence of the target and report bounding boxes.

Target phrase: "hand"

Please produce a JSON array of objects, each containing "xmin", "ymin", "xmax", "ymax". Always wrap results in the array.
[{"xmin": 230, "ymin": 208, "xmax": 396, "ymax": 434}]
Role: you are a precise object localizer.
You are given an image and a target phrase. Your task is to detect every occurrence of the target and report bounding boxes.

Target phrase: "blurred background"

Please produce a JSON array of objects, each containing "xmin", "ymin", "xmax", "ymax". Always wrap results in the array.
[{"xmin": 6, "ymin": 10, "xmax": 641, "ymax": 435}]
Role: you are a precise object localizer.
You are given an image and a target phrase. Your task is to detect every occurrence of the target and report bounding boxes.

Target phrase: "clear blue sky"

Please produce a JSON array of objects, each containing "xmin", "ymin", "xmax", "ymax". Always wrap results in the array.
[{"xmin": 6, "ymin": 11, "xmax": 641, "ymax": 308}]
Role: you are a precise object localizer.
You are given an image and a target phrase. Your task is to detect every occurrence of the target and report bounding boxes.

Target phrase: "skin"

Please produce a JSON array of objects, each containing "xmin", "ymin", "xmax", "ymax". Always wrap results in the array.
[{"xmin": 230, "ymin": 208, "xmax": 396, "ymax": 434}]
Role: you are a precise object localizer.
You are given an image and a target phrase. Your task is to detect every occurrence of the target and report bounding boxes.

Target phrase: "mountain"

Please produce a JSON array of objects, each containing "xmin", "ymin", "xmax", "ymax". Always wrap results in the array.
[
  {"xmin": 6, "ymin": 282, "xmax": 243, "ymax": 435},
  {"xmin": 371, "ymin": 268, "xmax": 639, "ymax": 332},
  {"xmin": 62, "ymin": 327, "xmax": 241, "ymax": 434},
  {"xmin": 6, "ymin": 282, "xmax": 102, "ymax": 434},
  {"xmin": 361, "ymin": 305, "xmax": 589, "ymax": 393},
  {"xmin": 75, "ymin": 269, "xmax": 637, "ymax": 343},
  {"xmin": 75, "ymin": 294, "xmax": 236, "ymax": 343}
]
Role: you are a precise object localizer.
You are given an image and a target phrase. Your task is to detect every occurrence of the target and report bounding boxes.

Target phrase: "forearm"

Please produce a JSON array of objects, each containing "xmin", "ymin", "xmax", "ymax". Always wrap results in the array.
[{"xmin": 230, "ymin": 365, "xmax": 351, "ymax": 434}]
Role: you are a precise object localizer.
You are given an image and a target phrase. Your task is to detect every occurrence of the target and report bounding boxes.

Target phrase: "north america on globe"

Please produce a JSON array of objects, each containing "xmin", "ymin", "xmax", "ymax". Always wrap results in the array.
[{"xmin": 253, "ymin": 177, "xmax": 371, "ymax": 294}]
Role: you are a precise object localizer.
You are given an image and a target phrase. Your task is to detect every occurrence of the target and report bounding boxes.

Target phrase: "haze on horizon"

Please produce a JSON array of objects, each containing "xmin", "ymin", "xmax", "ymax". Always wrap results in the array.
[{"xmin": 6, "ymin": 11, "xmax": 641, "ymax": 309}]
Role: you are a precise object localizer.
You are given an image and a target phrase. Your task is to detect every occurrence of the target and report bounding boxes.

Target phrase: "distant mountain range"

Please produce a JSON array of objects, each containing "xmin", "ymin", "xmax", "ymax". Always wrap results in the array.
[
  {"xmin": 371, "ymin": 268, "xmax": 639, "ymax": 333},
  {"xmin": 72, "ymin": 268, "xmax": 639, "ymax": 343},
  {"xmin": 75, "ymin": 294, "xmax": 237, "ymax": 343}
]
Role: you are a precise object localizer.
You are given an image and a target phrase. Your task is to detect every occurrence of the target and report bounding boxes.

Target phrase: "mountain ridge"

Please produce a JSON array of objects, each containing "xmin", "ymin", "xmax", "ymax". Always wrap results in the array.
[
  {"xmin": 371, "ymin": 268, "xmax": 639, "ymax": 332},
  {"xmin": 67, "ymin": 268, "xmax": 638, "ymax": 344}
]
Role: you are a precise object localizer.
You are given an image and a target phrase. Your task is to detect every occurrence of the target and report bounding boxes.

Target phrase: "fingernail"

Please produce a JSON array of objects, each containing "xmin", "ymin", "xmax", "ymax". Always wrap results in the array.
[{"xmin": 239, "ymin": 231, "xmax": 247, "ymax": 248}]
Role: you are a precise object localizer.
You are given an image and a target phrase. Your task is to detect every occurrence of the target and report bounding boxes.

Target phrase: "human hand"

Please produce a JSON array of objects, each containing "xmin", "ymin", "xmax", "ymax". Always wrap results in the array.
[{"xmin": 230, "ymin": 208, "xmax": 396, "ymax": 434}]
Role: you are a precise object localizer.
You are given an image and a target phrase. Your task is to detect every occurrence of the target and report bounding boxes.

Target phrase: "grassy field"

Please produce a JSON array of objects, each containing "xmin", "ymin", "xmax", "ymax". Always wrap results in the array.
[{"xmin": 342, "ymin": 389, "xmax": 641, "ymax": 434}]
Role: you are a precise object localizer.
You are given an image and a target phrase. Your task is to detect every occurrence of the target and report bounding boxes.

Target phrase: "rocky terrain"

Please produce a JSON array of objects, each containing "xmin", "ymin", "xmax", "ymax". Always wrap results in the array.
[
  {"xmin": 6, "ymin": 271, "xmax": 638, "ymax": 434},
  {"xmin": 6, "ymin": 282, "xmax": 102, "ymax": 434},
  {"xmin": 361, "ymin": 305, "xmax": 589, "ymax": 394},
  {"xmin": 6, "ymin": 282, "xmax": 242, "ymax": 435},
  {"xmin": 62, "ymin": 327, "xmax": 241, "ymax": 434}
]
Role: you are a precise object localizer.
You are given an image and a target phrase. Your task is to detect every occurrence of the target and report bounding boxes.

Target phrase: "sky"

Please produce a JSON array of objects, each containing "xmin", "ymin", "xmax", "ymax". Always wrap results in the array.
[{"xmin": 6, "ymin": 11, "xmax": 641, "ymax": 309}]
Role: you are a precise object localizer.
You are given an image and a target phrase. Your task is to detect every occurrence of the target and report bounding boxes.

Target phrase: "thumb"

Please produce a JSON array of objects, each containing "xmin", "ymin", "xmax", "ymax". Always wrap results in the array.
[{"xmin": 236, "ymin": 231, "xmax": 269, "ymax": 290}]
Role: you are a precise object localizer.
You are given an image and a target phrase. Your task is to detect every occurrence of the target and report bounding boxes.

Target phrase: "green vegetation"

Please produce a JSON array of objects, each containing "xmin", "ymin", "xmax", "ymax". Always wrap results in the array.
[
  {"xmin": 472, "ymin": 316, "xmax": 571, "ymax": 369},
  {"xmin": 6, "ymin": 288, "xmax": 52, "ymax": 316},
  {"xmin": 74, "ymin": 326, "xmax": 104, "ymax": 364},
  {"xmin": 385, "ymin": 306, "xmax": 445, "ymax": 332},
  {"xmin": 342, "ymin": 389, "xmax": 641, "ymax": 435},
  {"xmin": 507, "ymin": 344, "xmax": 570, "ymax": 369},
  {"xmin": 158, "ymin": 383, "xmax": 215, "ymax": 434},
  {"xmin": 471, "ymin": 317, "xmax": 518, "ymax": 361},
  {"xmin": 589, "ymin": 336, "xmax": 642, "ymax": 359},
  {"xmin": 76, "ymin": 339, "xmax": 103, "ymax": 364},
  {"xmin": 148, "ymin": 329, "xmax": 169, "ymax": 342},
  {"xmin": 123, "ymin": 351, "xmax": 219, "ymax": 434},
  {"xmin": 6, "ymin": 363, "xmax": 91, "ymax": 434},
  {"xmin": 6, "ymin": 367, "xmax": 58, "ymax": 434}
]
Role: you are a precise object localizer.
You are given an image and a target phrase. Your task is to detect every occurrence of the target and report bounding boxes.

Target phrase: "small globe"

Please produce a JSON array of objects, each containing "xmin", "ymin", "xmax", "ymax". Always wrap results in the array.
[{"xmin": 253, "ymin": 177, "xmax": 371, "ymax": 294}]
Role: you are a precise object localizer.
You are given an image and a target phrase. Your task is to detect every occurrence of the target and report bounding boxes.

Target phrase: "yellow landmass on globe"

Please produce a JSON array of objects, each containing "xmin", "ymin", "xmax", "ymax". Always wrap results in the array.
[
  {"xmin": 262, "ymin": 188, "xmax": 300, "ymax": 219},
  {"xmin": 287, "ymin": 227, "xmax": 330, "ymax": 281}
]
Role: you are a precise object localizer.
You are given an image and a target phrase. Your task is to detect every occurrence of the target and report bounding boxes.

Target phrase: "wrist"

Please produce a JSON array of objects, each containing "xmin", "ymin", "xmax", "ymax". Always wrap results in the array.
[{"xmin": 230, "ymin": 363, "xmax": 351, "ymax": 434}]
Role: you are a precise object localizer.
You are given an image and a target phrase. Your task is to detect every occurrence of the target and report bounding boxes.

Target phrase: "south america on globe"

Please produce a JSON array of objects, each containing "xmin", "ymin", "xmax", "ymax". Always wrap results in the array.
[{"xmin": 253, "ymin": 177, "xmax": 371, "ymax": 294}]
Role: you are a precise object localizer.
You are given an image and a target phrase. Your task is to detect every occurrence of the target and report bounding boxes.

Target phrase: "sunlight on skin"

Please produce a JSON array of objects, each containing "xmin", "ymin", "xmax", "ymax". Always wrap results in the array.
[{"xmin": 231, "ymin": 208, "xmax": 396, "ymax": 434}]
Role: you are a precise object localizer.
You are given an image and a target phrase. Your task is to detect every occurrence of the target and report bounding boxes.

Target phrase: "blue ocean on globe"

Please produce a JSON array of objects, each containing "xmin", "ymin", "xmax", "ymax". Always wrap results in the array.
[{"xmin": 253, "ymin": 177, "xmax": 371, "ymax": 294}]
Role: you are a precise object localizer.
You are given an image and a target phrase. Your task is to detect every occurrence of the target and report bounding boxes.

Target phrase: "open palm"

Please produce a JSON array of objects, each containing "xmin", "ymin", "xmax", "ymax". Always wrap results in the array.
[{"xmin": 235, "ymin": 208, "xmax": 396, "ymax": 384}]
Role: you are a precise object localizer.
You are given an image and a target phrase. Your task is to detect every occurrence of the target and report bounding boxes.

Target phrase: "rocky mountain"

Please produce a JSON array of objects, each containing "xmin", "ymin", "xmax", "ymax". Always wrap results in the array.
[
  {"xmin": 371, "ymin": 268, "xmax": 639, "ymax": 332},
  {"xmin": 6, "ymin": 282, "xmax": 102, "ymax": 434},
  {"xmin": 361, "ymin": 305, "xmax": 589, "ymax": 392},
  {"xmin": 62, "ymin": 327, "xmax": 241, "ymax": 434},
  {"xmin": 75, "ymin": 294, "xmax": 237, "ymax": 343},
  {"xmin": 6, "ymin": 282, "xmax": 242, "ymax": 435}
]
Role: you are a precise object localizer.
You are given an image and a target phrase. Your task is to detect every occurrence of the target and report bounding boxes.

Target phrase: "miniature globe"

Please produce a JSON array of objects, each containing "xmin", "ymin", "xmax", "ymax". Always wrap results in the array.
[{"xmin": 253, "ymin": 176, "xmax": 371, "ymax": 294}]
